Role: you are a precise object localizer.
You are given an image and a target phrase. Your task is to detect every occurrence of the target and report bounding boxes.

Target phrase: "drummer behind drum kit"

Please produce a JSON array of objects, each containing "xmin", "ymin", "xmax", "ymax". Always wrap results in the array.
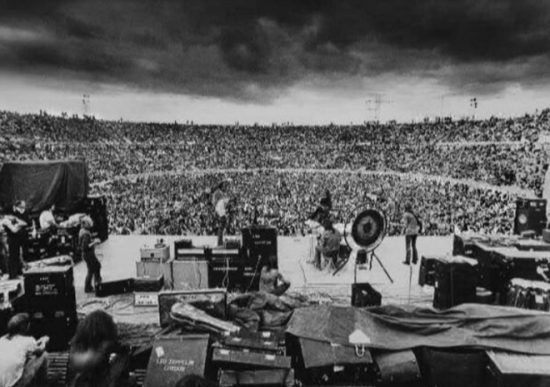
[{"xmin": 307, "ymin": 203, "xmax": 395, "ymax": 282}]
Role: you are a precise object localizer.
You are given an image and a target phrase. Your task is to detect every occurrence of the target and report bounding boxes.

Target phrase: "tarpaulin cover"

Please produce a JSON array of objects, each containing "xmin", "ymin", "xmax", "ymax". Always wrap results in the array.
[
  {"xmin": 286, "ymin": 304, "xmax": 550, "ymax": 355},
  {"xmin": 0, "ymin": 160, "xmax": 88, "ymax": 214}
]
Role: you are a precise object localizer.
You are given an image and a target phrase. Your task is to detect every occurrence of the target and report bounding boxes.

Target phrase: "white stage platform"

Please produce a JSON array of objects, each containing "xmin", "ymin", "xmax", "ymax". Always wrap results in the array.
[{"xmin": 74, "ymin": 234, "xmax": 452, "ymax": 325}]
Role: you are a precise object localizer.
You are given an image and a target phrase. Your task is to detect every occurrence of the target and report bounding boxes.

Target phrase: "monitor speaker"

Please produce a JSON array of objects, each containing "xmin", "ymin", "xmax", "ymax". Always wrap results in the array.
[{"xmin": 514, "ymin": 198, "xmax": 547, "ymax": 235}]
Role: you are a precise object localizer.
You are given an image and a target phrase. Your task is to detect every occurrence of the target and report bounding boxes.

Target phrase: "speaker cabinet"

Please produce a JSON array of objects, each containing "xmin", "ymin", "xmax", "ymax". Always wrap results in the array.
[{"xmin": 514, "ymin": 198, "xmax": 547, "ymax": 236}]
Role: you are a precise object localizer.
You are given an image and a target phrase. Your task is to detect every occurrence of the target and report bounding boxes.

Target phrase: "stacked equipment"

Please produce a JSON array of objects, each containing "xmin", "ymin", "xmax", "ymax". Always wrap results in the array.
[{"xmin": 23, "ymin": 256, "xmax": 77, "ymax": 351}]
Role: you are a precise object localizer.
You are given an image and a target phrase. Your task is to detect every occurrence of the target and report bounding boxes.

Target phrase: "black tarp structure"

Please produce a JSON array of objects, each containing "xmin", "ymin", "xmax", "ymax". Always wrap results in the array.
[
  {"xmin": 0, "ymin": 160, "xmax": 89, "ymax": 215},
  {"xmin": 286, "ymin": 304, "xmax": 550, "ymax": 356}
]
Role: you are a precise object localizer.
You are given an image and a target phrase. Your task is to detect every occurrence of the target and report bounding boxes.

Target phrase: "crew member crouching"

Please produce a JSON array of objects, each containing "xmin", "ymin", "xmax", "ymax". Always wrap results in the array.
[
  {"xmin": 259, "ymin": 255, "xmax": 290, "ymax": 296},
  {"xmin": 314, "ymin": 218, "xmax": 342, "ymax": 270}
]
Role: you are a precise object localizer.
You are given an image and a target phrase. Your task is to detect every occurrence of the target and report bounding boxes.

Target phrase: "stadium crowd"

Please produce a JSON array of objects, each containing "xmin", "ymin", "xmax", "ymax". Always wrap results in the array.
[
  {"xmin": 92, "ymin": 171, "xmax": 515, "ymax": 237},
  {"xmin": 0, "ymin": 109, "xmax": 546, "ymax": 236}
]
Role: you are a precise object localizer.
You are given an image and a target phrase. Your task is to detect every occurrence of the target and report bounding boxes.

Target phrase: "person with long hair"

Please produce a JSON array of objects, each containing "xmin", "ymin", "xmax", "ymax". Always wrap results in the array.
[
  {"xmin": 0, "ymin": 313, "xmax": 49, "ymax": 387},
  {"xmin": 1, "ymin": 201, "xmax": 29, "ymax": 279},
  {"xmin": 211, "ymin": 180, "xmax": 231, "ymax": 246},
  {"xmin": 403, "ymin": 203, "xmax": 421, "ymax": 265},
  {"xmin": 78, "ymin": 216, "xmax": 102, "ymax": 293},
  {"xmin": 259, "ymin": 255, "xmax": 290, "ymax": 296},
  {"xmin": 69, "ymin": 310, "xmax": 120, "ymax": 387},
  {"xmin": 313, "ymin": 218, "xmax": 342, "ymax": 270}
]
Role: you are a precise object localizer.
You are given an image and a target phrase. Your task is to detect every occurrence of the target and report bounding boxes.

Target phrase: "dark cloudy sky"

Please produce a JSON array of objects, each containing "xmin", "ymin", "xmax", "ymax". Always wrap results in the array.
[{"xmin": 1, "ymin": 0, "xmax": 550, "ymax": 123}]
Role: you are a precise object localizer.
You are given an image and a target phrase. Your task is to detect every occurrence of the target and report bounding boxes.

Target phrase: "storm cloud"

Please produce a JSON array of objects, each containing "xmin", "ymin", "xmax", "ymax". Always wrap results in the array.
[{"xmin": 1, "ymin": 0, "xmax": 550, "ymax": 101}]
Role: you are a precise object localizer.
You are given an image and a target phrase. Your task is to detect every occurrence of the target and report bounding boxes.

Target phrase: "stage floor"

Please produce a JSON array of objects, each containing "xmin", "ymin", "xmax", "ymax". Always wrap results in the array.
[{"xmin": 74, "ymin": 234, "xmax": 452, "ymax": 326}]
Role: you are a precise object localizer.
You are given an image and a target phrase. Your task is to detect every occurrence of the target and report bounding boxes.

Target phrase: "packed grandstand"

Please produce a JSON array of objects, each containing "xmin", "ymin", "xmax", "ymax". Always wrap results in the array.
[{"xmin": 1, "ymin": 109, "xmax": 549, "ymax": 237}]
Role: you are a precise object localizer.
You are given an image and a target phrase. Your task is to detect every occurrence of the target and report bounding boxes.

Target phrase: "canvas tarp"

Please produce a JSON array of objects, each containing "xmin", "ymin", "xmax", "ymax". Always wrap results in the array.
[
  {"xmin": 0, "ymin": 160, "xmax": 89, "ymax": 214},
  {"xmin": 286, "ymin": 304, "xmax": 550, "ymax": 355}
]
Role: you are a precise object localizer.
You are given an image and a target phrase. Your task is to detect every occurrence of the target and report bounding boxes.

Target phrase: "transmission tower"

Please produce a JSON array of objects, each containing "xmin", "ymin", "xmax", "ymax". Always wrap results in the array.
[
  {"xmin": 470, "ymin": 97, "xmax": 478, "ymax": 119},
  {"xmin": 82, "ymin": 94, "xmax": 90, "ymax": 116},
  {"xmin": 366, "ymin": 94, "xmax": 393, "ymax": 122}
]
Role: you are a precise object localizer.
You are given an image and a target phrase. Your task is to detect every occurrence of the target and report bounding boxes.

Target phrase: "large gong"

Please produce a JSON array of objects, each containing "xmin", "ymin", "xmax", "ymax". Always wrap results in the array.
[{"xmin": 351, "ymin": 208, "xmax": 387, "ymax": 252}]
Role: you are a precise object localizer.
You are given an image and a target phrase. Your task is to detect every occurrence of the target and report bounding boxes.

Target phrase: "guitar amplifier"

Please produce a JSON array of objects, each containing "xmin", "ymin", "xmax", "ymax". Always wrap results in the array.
[
  {"xmin": 134, "ymin": 275, "xmax": 164, "ymax": 292},
  {"xmin": 223, "ymin": 237, "xmax": 242, "ymax": 249},
  {"xmin": 210, "ymin": 247, "xmax": 242, "ymax": 261},
  {"xmin": 219, "ymin": 369, "xmax": 294, "ymax": 387},
  {"xmin": 172, "ymin": 260, "xmax": 209, "ymax": 290},
  {"xmin": 174, "ymin": 248, "xmax": 206, "ymax": 261},
  {"xmin": 212, "ymin": 348, "xmax": 291, "ymax": 369},
  {"xmin": 23, "ymin": 263, "xmax": 76, "ymax": 313},
  {"xmin": 486, "ymin": 350, "xmax": 550, "ymax": 387},
  {"xmin": 136, "ymin": 261, "xmax": 173, "ymax": 288},
  {"xmin": 242, "ymin": 226, "xmax": 277, "ymax": 263},
  {"xmin": 95, "ymin": 278, "xmax": 134, "ymax": 297},
  {"xmin": 141, "ymin": 244, "xmax": 170, "ymax": 263},
  {"xmin": 208, "ymin": 248, "xmax": 245, "ymax": 291},
  {"xmin": 174, "ymin": 238, "xmax": 193, "ymax": 250},
  {"xmin": 433, "ymin": 256, "xmax": 478, "ymax": 309},
  {"xmin": 418, "ymin": 255, "xmax": 442, "ymax": 287}
]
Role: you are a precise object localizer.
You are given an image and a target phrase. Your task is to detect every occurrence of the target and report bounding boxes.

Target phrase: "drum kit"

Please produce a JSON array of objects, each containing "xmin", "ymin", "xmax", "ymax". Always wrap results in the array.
[{"xmin": 306, "ymin": 202, "xmax": 395, "ymax": 283}]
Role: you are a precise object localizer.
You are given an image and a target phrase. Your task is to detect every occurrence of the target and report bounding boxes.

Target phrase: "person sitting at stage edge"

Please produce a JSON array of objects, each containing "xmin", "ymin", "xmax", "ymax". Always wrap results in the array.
[
  {"xmin": 403, "ymin": 203, "xmax": 421, "ymax": 265},
  {"xmin": 79, "ymin": 216, "xmax": 102, "ymax": 293},
  {"xmin": 1, "ymin": 201, "xmax": 29, "ymax": 279},
  {"xmin": 69, "ymin": 310, "xmax": 127, "ymax": 387},
  {"xmin": 259, "ymin": 255, "xmax": 291, "ymax": 296},
  {"xmin": 314, "ymin": 218, "xmax": 342, "ymax": 270},
  {"xmin": 0, "ymin": 313, "xmax": 49, "ymax": 387}
]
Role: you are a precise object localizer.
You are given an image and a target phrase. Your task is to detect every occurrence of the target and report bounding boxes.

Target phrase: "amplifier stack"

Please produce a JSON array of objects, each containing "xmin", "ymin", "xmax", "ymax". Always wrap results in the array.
[
  {"xmin": 433, "ymin": 256, "xmax": 478, "ymax": 309},
  {"xmin": 514, "ymin": 198, "xmax": 547, "ymax": 236},
  {"xmin": 242, "ymin": 227, "xmax": 277, "ymax": 291},
  {"xmin": 23, "ymin": 257, "xmax": 77, "ymax": 351},
  {"xmin": 207, "ymin": 247, "xmax": 245, "ymax": 292}
]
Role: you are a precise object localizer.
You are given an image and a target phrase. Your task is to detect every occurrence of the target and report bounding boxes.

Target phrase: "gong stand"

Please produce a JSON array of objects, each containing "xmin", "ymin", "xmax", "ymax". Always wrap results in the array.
[
  {"xmin": 347, "ymin": 206, "xmax": 394, "ymax": 284},
  {"xmin": 354, "ymin": 249, "xmax": 394, "ymax": 284}
]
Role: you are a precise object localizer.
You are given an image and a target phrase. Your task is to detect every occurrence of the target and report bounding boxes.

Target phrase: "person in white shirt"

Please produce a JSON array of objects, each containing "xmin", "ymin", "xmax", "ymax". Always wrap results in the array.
[
  {"xmin": 0, "ymin": 313, "xmax": 49, "ymax": 387},
  {"xmin": 211, "ymin": 180, "xmax": 231, "ymax": 246},
  {"xmin": 39, "ymin": 204, "xmax": 57, "ymax": 231}
]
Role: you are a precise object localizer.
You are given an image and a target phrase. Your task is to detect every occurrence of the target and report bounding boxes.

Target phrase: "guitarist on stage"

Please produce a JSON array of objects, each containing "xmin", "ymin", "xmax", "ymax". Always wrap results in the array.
[
  {"xmin": 211, "ymin": 179, "xmax": 232, "ymax": 246},
  {"xmin": 1, "ymin": 201, "xmax": 29, "ymax": 279},
  {"xmin": 402, "ymin": 202, "xmax": 422, "ymax": 265}
]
